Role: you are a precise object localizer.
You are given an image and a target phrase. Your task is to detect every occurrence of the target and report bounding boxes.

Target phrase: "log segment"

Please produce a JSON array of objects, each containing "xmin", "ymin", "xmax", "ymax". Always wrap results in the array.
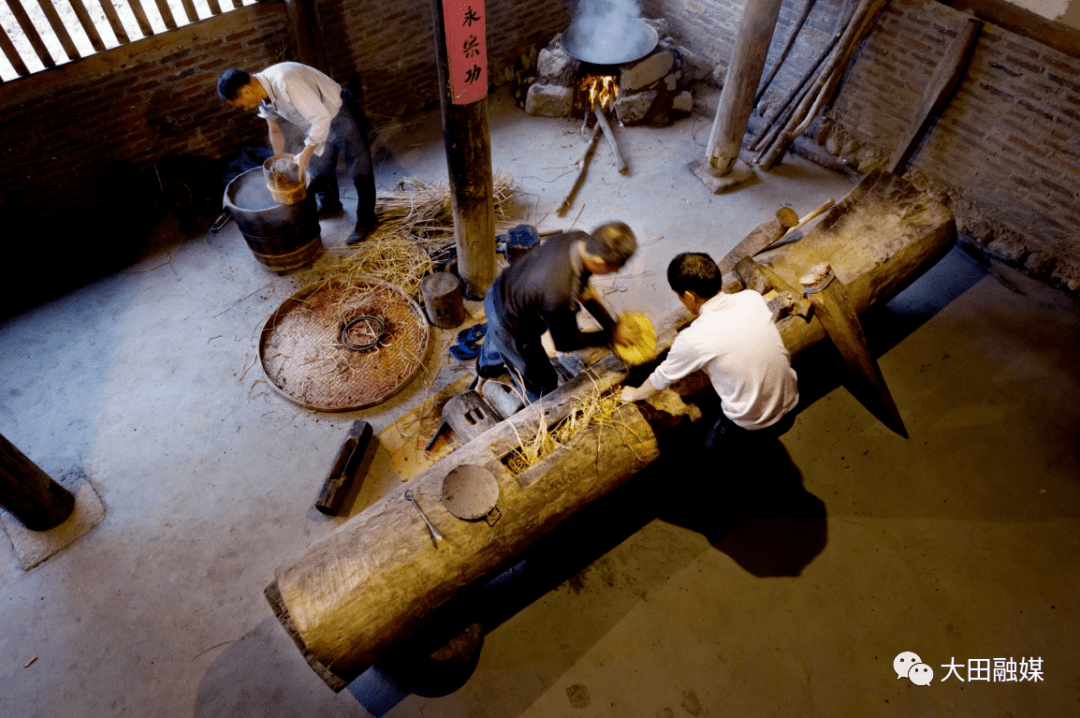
[{"xmin": 267, "ymin": 358, "xmax": 657, "ymax": 689}]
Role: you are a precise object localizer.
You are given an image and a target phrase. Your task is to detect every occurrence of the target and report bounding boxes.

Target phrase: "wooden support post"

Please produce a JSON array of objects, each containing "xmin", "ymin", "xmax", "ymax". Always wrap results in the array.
[
  {"xmin": 284, "ymin": 0, "xmax": 330, "ymax": 74},
  {"xmin": 800, "ymin": 263, "xmax": 908, "ymax": 437},
  {"xmin": 705, "ymin": 0, "xmax": 785, "ymax": 176},
  {"xmin": 0, "ymin": 432, "xmax": 75, "ymax": 531},
  {"xmin": 431, "ymin": 0, "xmax": 497, "ymax": 299},
  {"xmin": 887, "ymin": 17, "xmax": 982, "ymax": 175}
]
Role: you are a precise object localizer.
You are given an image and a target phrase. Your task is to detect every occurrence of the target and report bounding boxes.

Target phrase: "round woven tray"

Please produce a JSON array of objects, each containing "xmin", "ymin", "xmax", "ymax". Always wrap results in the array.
[{"xmin": 259, "ymin": 277, "xmax": 429, "ymax": 411}]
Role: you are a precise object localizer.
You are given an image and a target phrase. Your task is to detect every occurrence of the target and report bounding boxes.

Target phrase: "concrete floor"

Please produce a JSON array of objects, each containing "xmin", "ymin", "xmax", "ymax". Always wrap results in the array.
[{"xmin": 2, "ymin": 86, "xmax": 1079, "ymax": 717}]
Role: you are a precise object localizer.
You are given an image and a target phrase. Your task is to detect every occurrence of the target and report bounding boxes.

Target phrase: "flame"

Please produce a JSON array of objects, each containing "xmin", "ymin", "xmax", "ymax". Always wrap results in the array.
[{"xmin": 582, "ymin": 74, "xmax": 619, "ymax": 111}]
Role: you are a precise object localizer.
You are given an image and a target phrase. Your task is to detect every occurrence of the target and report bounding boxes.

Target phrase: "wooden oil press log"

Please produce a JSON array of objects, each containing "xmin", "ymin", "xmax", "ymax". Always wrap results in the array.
[
  {"xmin": 266, "ymin": 357, "xmax": 662, "ymax": 690},
  {"xmin": 267, "ymin": 169, "xmax": 956, "ymax": 690},
  {"xmin": 758, "ymin": 169, "xmax": 955, "ymax": 359}
]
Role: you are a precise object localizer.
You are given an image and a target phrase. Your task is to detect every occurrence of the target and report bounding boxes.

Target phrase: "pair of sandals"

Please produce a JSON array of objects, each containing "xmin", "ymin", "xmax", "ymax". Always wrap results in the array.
[{"xmin": 448, "ymin": 323, "xmax": 487, "ymax": 360}]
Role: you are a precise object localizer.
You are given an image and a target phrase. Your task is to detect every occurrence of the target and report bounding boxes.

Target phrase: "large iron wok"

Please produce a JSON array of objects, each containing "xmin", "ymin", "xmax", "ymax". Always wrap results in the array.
[{"xmin": 560, "ymin": 18, "xmax": 658, "ymax": 65}]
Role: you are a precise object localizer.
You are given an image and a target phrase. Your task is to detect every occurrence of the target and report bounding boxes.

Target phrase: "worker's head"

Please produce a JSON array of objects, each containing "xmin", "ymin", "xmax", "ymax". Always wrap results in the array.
[
  {"xmin": 217, "ymin": 69, "xmax": 262, "ymax": 110},
  {"xmin": 582, "ymin": 221, "xmax": 637, "ymax": 275},
  {"xmin": 667, "ymin": 252, "xmax": 721, "ymax": 313}
]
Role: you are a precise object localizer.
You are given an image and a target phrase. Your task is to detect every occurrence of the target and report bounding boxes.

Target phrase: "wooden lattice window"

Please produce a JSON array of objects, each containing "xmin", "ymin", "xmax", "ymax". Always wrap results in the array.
[{"xmin": 0, "ymin": 0, "xmax": 260, "ymax": 81}]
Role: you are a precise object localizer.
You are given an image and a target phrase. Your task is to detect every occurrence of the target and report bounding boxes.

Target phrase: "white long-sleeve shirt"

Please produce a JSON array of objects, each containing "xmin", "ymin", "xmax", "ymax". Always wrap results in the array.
[
  {"xmin": 648, "ymin": 291, "xmax": 799, "ymax": 429},
  {"xmin": 254, "ymin": 62, "xmax": 343, "ymax": 156}
]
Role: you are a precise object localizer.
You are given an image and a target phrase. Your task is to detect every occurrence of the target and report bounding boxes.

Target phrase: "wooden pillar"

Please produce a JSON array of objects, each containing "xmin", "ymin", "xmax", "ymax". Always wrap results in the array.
[
  {"xmin": 283, "ymin": 0, "xmax": 329, "ymax": 74},
  {"xmin": 705, "ymin": 0, "xmax": 786, "ymax": 176},
  {"xmin": 800, "ymin": 263, "xmax": 908, "ymax": 438},
  {"xmin": 431, "ymin": 0, "xmax": 497, "ymax": 299},
  {"xmin": 0, "ymin": 432, "xmax": 75, "ymax": 531}
]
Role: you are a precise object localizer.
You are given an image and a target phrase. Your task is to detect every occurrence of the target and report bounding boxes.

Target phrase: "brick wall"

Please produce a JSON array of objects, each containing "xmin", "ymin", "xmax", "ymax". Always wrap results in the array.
[
  {"xmin": 0, "ymin": 0, "xmax": 570, "ymax": 230},
  {"xmin": 0, "ymin": 0, "xmax": 569, "ymax": 312},
  {"xmin": 0, "ymin": 5, "xmax": 290, "ymax": 223},
  {"xmin": 648, "ymin": 0, "xmax": 1079, "ymax": 293},
  {"xmin": 315, "ymin": 0, "xmax": 570, "ymax": 119},
  {"xmin": 815, "ymin": 0, "xmax": 1080, "ymax": 292}
]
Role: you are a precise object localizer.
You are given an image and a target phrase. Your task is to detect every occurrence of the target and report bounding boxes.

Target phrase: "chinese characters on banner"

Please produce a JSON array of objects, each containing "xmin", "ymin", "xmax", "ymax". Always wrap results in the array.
[{"xmin": 441, "ymin": 0, "xmax": 487, "ymax": 104}]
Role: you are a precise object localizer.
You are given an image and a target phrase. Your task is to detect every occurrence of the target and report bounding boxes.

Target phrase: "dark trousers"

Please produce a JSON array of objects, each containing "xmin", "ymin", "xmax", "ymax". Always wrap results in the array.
[
  {"xmin": 704, "ymin": 408, "xmax": 796, "ymax": 455},
  {"xmin": 306, "ymin": 90, "xmax": 376, "ymax": 230},
  {"xmin": 476, "ymin": 290, "xmax": 558, "ymax": 403}
]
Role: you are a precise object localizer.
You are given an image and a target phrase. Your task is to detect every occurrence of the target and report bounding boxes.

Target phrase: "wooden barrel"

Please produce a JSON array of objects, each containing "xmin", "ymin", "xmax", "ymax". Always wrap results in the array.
[
  {"xmin": 223, "ymin": 168, "xmax": 322, "ymax": 274},
  {"xmin": 421, "ymin": 271, "xmax": 465, "ymax": 328}
]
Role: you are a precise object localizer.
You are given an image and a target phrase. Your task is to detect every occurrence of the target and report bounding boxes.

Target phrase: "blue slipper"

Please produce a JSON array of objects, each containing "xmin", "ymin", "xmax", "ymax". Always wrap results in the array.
[
  {"xmin": 449, "ymin": 341, "xmax": 481, "ymax": 360},
  {"xmin": 457, "ymin": 323, "xmax": 487, "ymax": 344}
]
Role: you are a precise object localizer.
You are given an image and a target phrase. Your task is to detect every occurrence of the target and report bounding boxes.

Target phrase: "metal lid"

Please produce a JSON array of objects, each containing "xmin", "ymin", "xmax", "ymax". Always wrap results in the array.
[{"xmin": 441, "ymin": 464, "xmax": 499, "ymax": 521}]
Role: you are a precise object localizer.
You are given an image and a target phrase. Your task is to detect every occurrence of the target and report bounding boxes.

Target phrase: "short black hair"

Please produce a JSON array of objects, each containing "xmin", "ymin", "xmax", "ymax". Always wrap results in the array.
[
  {"xmin": 217, "ymin": 69, "xmax": 251, "ymax": 102},
  {"xmin": 584, "ymin": 221, "xmax": 636, "ymax": 267},
  {"xmin": 667, "ymin": 252, "xmax": 722, "ymax": 299}
]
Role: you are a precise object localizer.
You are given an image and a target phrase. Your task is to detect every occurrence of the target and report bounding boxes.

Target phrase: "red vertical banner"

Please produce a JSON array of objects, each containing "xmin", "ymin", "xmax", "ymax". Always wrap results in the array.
[{"xmin": 441, "ymin": 0, "xmax": 487, "ymax": 104}]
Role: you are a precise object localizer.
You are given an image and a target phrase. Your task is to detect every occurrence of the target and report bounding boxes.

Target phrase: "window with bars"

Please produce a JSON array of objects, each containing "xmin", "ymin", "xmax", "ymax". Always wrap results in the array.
[{"xmin": 0, "ymin": 0, "xmax": 260, "ymax": 81}]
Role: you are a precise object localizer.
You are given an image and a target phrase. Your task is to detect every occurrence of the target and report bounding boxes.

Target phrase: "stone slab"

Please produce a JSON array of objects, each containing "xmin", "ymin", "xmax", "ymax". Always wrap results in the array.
[
  {"xmin": 0, "ymin": 473, "xmax": 105, "ymax": 571},
  {"xmin": 689, "ymin": 158, "xmax": 758, "ymax": 193}
]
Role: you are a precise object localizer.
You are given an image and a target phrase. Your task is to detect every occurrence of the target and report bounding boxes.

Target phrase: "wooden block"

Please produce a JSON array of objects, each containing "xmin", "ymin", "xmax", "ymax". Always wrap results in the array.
[{"xmin": 314, "ymin": 420, "xmax": 376, "ymax": 516}]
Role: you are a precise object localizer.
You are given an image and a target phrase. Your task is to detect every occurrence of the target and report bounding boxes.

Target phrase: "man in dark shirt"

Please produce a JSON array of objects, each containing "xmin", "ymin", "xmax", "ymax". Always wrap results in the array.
[{"xmin": 477, "ymin": 221, "xmax": 637, "ymax": 401}]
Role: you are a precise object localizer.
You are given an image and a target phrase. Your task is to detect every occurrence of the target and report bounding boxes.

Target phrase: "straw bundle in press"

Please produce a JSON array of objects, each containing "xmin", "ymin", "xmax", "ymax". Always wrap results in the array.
[
  {"xmin": 613, "ymin": 311, "xmax": 657, "ymax": 366},
  {"xmin": 505, "ymin": 385, "xmax": 627, "ymax": 475}
]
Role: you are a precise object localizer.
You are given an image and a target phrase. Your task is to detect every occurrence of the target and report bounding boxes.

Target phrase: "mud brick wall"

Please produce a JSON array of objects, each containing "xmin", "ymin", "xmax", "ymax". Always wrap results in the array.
[{"xmin": 813, "ymin": 0, "xmax": 1080, "ymax": 292}]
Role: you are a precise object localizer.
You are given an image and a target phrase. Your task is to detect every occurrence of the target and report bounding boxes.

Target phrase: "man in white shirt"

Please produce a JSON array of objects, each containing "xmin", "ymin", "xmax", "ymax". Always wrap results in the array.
[
  {"xmin": 621, "ymin": 252, "xmax": 799, "ymax": 452},
  {"xmin": 217, "ymin": 62, "xmax": 377, "ymax": 245}
]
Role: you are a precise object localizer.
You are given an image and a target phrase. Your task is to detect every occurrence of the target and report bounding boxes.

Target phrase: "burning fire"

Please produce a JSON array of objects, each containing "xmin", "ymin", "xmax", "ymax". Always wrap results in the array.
[{"xmin": 580, "ymin": 74, "xmax": 618, "ymax": 111}]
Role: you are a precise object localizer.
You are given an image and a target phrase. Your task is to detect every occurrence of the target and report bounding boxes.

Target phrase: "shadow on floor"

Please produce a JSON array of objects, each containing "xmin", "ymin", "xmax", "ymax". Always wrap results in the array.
[{"xmin": 654, "ymin": 437, "xmax": 828, "ymax": 578}]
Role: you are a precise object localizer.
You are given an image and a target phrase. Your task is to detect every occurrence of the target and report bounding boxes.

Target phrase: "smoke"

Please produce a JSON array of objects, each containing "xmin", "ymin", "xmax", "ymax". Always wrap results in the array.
[{"xmin": 567, "ymin": 0, "xmax": 646, "ymax": 65}]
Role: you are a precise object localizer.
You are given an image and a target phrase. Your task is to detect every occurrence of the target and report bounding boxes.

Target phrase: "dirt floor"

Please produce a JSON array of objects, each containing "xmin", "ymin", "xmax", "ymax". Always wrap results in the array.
[{"xmin": 1, "ymin": 85, "xmax": 1079, "ymax": 717}]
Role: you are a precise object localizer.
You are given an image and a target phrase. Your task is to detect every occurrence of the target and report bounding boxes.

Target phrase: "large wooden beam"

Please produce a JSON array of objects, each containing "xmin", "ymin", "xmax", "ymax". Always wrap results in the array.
[
  {"xmin": 430, "ymin": 0, "xmax": 497, "ymax": 299},
  {"xmin": 704, "ymin": 0, "xmax": 785, "ymax": 175},
  {"xmin": 0, "ymin": 433, "xmax": 75, "ymax": 531},
  {"xmin": 267, "ymin": 358, "xmax": 658, "ymax": 689}
]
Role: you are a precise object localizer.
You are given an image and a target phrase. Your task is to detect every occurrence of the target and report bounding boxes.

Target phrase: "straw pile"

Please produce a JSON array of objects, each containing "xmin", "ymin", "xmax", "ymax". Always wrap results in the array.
[
  {"xmin": 505, "ymin": 385, "xmax": 627, "ymax": 475},
  {"xmin": 372, "ymin": 173, "xmax": 519, "ymax": 265},
  {"xmin": 613, "ymin": 311, "xmax": 657, "ymax": 366},
  {"xmin": 300, "ymin": 174, "xmax": 519, "ymax": 300}
]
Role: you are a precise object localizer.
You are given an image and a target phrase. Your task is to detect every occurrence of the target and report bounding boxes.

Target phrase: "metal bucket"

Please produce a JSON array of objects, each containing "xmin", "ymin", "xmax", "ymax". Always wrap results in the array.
[{"xmin": 214, "ymin": 167, "xmax": 322, "ymax": 273}]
